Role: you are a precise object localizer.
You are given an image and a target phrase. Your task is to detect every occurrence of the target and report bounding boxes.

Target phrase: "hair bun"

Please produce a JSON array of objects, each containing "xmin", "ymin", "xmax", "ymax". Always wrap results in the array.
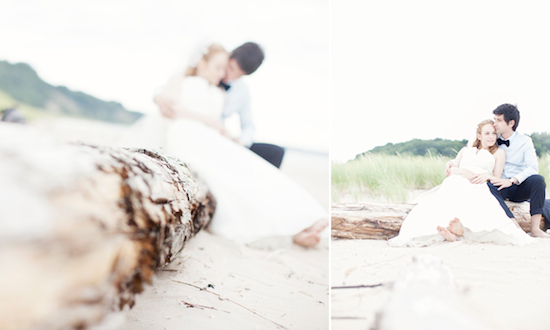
[{"xmin": 187, "ymin": 39, "xmax": 213, "ymax": 68}]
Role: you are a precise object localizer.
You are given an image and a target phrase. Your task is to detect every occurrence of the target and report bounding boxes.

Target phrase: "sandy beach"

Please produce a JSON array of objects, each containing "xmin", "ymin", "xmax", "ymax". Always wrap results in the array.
[
  {"xmin": 105, "ymin": 233, "xmax": 328, "ymax": 330},
  {"xmin": 31, "ymin": 117, "xmax": 329, "ymax": 329},
  {"xmin": 331, "ymin": 238, "xmax": 550, "ymax": 330}
]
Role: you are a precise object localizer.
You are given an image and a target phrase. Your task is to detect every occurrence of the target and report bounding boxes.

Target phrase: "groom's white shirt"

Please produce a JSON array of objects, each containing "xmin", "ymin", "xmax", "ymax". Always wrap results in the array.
[
  {"xmin": 221, "ymin": 78, "xmax": 255, "ymax": 148},
  {"xmin": 498, "ymin": 131, "xmax": 538, "ymax": 184}
]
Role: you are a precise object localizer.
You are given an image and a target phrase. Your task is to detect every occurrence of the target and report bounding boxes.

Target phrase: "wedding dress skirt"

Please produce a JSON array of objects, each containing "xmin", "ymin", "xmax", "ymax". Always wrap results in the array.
[
  {"xmin": 388, "ymin": 148, "xmax": 535, "ymax": 247},
  {"xmin": 120, "ymin": 76, "xmax": 327, "ymax": 244},
  {"xmin": 165, "ymin": 119, "xmax": 327, "ymax": 243}
]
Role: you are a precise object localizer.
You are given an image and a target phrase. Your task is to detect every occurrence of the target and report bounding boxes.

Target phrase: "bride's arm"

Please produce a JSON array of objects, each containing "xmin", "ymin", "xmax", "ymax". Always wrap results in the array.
[
  {"xmin": 171, "ymin": 104, "xmax": 229, "ymax": 135},
  {"xmin": 154, "ymin": 94, "xmax": 178, "ymax": 119},
  {"xmin": 449, "ymin": 167, "xmax": 475, "ymax": 180},
  {"xmin": 155, "ymin": 95, "xmax": 231, "ymax": 136},
  {"xmin": 491, "ymin": 149, "xmax": 506, "ymax": 179},
  {"xmin": 154, "ymin": 75, "xmax": 231, "ymax": 137},
  {"xmin": 154, "ymin": 74, "xmax": 183, "ymax": 119},
  {"xmin": 445, "ymin": 147, "xmax": 466, "ymax": 176},
  {"xmin": 469, "ymin": 149, "xmax": 506, "ymax": 184}
]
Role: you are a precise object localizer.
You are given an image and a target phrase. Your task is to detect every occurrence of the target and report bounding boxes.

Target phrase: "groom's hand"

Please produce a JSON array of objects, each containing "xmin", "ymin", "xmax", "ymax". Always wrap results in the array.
[{"xmin": 490, "ymin": 177, "xmax": 513, "ymax": 190}]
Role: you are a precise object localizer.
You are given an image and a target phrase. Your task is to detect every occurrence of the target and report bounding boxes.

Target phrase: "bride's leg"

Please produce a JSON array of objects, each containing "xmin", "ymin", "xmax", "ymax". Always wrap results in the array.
[
  {"xmin": 293, "ymin": 218, "xmax": 329, "ymax": 248},
  {"xmin": 447, "ymin": 217, "xmax": 464, "ymax": 237},
  {"xmin": 437, "ymin": 226, "xmax": 457, "ymax": 242}
]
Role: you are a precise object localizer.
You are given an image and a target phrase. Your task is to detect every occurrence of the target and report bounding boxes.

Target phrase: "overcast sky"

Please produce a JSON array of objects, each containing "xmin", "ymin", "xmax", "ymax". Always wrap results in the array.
[
  {"xmin": 4, "ymin": 1, "xmax": 549, "ymax": 158},
  {"xmin": 1, "ymin": 0, "xmax": 328, "ymax": 152},
  {"xmin": 331, "ymin": 0, "xmax": 550, "ymax": 161}
]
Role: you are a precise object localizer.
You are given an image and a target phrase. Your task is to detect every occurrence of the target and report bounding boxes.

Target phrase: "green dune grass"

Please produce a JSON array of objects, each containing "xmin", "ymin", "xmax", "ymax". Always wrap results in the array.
[
  {"xmin": 539, "ymin": 153, "xmax": 550, "ymax": 187},
  {"xmin": 332, "ymin": 153, "xmax": 450, "ymax": 203},
  {"xmin": 332, "ymin": 152, "xmax": 550, "ymax": 203}
]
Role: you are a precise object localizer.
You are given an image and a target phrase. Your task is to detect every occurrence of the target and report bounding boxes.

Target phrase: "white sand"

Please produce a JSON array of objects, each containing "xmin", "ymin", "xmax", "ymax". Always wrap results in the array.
[
  {"xmin": 115, "ymin": 147, "xmax": 329, "ymax": 329},
  {"xmin": 331, "ymin": 238, "xmax": 550, "ymax": 330},
  {"xmin": 107, "ymin": 233, "xmax": 328, "ymax": 330},
  {"xmin": 112, "ymin": 146, "xmax": 330, "ymax": 329},
  {"xmin": 32, "ymin": 117, "xmax": 330, "ymax": 329}
]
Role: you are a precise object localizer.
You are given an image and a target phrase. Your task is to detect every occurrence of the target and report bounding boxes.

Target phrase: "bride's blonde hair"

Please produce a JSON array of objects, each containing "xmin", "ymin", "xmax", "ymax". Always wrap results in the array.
[
  {"xmin": 472, "ymin": 119, "xmax": 499, "ymax": 154},
  {"xmin": 185, "ymin": 43, "xmax": 226, "ymax": 77}
]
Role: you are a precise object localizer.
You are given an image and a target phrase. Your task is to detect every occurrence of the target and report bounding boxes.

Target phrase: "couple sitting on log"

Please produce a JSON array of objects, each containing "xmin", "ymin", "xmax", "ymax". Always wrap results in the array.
[
  {"xmin": 121, "ymin": 41, "xmax": 328, "ymax": 248},
  {"xmin": 390, "ymin": 104, "xmax": 549, "ymax": 247}
]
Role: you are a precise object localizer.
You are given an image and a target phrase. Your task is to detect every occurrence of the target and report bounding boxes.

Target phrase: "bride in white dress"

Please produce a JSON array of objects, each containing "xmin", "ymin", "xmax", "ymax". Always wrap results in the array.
[
  {"xmin": 388, "ymin": 119, "xmax": 535, "ymax": 247},
  {"xmin": 122, "ymin": 43, "xmax": 328, "ymax": 247}
]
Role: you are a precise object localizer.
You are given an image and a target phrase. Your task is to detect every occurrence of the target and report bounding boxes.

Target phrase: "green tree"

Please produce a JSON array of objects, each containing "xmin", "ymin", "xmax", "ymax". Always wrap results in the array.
[
  {"xmin": 358, "ymin": 138, "xmax": 468, "ymax": 158},
  {"xmin": 530, "ymin": 132, "xmax": 550, "ymax": 157}
]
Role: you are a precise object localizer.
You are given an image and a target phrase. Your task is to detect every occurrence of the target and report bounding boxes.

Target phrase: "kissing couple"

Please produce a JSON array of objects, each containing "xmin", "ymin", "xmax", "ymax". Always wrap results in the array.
[{"xmin": 390, "ymin": 103, "xmax": 548, "ymax": 247}]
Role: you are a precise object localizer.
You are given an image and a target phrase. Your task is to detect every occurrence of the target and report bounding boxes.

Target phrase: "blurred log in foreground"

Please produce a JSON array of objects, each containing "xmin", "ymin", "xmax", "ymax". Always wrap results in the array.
[
  {"xmin": 0, "ymin": 124, "xmax": 215, "ymax": 330},
  {"xmin": 372, "ymin": 254, "xmax": 489, "ymax": 330},
  {"xmin": 332, "ymin": 201, "xmax": 545, "ymax": 240}
]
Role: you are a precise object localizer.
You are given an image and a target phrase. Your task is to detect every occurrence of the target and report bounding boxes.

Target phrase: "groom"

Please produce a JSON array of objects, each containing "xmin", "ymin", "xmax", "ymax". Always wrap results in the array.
[
  {"xmin": 487, "ymin": 103, "xmax": 549, "ymax": 238},
  {"xmin": 219, "ymin": 42, "xmax": 285, "ymax": 169},
  {"xmin": 155, "ymin": 42, "xmax": 285, "ymax": 169}
]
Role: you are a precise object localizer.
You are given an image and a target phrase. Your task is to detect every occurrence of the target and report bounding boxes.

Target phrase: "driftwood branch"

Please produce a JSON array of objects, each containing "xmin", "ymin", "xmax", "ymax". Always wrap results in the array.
[
  {"xmin": 332, "ymin": 201, "xmax": 546, "ymax": 240},
  {"xmin": 0, "ymin": 124, "xmax": 215, "ymax": 330},
  {"xmin": 171, "ymin": 280, "xmax": 289, "ymax": 330}
]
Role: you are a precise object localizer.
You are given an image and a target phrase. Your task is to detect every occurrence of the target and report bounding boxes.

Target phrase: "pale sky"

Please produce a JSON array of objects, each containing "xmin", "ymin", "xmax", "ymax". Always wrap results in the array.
[
  {"xmin": 1, "ymin": 0, "xmax": 329, "ymax": 152},
  {"xmin": 331, "ymin": 0, "xmax": 550, "ymax": 161},
  {"xmin": 4, "ymin": 1, "xmax": 550, "ymax": 158}
]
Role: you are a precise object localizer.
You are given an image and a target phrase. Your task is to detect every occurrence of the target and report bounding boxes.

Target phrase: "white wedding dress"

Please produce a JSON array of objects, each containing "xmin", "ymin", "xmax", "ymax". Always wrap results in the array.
[
  {"xmin": 122, "ymin": 76, "xmax": 327, "ymax": 244},
  {"xmin": 388, "ymin": 147, "xmax": 536, "ymax": 247}
]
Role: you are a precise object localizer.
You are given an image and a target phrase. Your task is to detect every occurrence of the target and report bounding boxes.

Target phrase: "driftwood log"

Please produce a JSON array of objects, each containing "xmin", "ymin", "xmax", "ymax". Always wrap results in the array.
[
  {"xmin": 332, "ymin": 201, "xmax": 546, "ymax": 240},
  {"xmin": 0, "ymin": 124, "xmax": 215, "ymax": 330}
]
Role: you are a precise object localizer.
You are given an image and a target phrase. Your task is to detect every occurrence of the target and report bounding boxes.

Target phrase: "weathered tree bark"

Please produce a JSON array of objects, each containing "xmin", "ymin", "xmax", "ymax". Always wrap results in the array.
[
  {"xmin": 0, "ymin": 124, "xmax": 215, "ymax": 330},
  {"xmin": 332, "ymin": 201, "xmax": 546, "ymax": 240}
]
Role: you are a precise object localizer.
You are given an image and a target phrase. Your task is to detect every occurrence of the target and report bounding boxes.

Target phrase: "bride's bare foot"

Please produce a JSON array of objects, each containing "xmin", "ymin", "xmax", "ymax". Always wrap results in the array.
[
  {"xmin": 448, "ymin": 217, "xmax": 464, "ymax": 237},
  {"xmin": 530, "ymin": 228, "xmax": 550, "ymax": 238},
  {"xmin": 437, "ymin": 226, "xmax": 457, "ymax": 242},
  {"xmin": 293, "ymin": 231, "xmax": 320, "ymax": 248},
  {"xmin": 293, "ymin": 218, "xmax": 328, "ymax": 248}
]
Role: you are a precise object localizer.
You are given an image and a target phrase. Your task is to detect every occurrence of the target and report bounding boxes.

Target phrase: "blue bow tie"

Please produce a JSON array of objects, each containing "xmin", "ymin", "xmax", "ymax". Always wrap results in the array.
[
  {"xmin": 497, "ymin": 138, "xmax": 510, "ymax": 147},
  {"xmin": 219, "ymin": 82, "xmax": 231, "ymax": 91}
]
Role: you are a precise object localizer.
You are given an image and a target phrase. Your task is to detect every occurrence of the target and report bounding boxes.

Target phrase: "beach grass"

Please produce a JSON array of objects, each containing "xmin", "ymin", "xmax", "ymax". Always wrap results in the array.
[
  {"xmin": 331, "ymin": 153, "xmax": 450, "ymax": 203},
  {"xmin": 332, "ymin": 152, "xmax": 550, "ymax": 203},
  {"xmin": 539, "ymin": 152, "xmax": 550, "ymax": 188}
]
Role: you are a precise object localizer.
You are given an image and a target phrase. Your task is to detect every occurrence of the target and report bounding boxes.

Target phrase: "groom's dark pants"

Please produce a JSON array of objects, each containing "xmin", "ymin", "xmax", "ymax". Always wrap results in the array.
[
  {"xmin": 488, "ymin": 174, "xmax": 546, "ymax": 218},
  {"xmin": 249, "ymin": 143, "xmax": 285, "ymax": 169}
]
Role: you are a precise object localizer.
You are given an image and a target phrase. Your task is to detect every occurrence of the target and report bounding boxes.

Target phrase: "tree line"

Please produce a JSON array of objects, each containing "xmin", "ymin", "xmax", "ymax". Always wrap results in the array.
[
  {"xmin": 0, "ymin": 61, "xmax": 142, "ymax": 124},
  {"xmin": 357, "ymin": 133, "xmax": 550, "ymax": 159}
]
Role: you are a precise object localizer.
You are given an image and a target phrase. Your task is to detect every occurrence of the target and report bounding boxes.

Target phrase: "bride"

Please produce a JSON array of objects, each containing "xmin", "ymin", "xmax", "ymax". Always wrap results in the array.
[
  {"xmin": 122, "ymin": 43, "xmax": 328, "ymax": 247},
  {"xmin": 388, "ymin": 119, "xmax": 536, "ymax": 247}
]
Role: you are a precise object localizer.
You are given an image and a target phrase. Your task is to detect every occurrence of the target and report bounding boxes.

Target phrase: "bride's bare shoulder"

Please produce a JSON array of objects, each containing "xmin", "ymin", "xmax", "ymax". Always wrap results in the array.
[
  {"xmin": 456, "ymin": 146, "xmax": 469, "ymax": 155},
  {"xmin": 493, "ymin": 148, "xmax": 505, "ymax": 159}
]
